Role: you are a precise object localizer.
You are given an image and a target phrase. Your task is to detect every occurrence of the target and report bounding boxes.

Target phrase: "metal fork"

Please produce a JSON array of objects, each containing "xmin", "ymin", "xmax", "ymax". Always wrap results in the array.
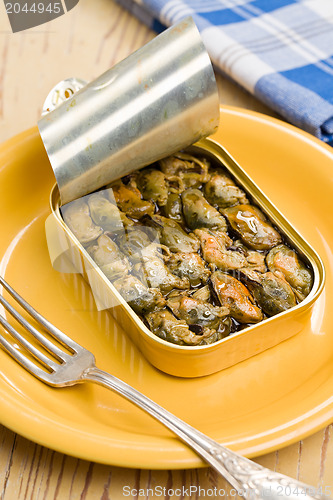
[{"xmin": 0, "ymin": 276, "xmax": 329, "ymax": 500}]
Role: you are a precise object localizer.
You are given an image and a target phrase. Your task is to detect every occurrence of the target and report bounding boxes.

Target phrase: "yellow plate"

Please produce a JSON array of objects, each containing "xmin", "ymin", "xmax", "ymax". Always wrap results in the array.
[{"xmin": 0, "ymin": 107, "xmax": 332, "ymax": 469}]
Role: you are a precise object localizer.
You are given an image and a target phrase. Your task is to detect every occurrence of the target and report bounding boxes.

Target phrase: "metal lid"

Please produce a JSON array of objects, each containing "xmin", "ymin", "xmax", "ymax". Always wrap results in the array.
[{"xmin": 38, "ymin": 17, "xmax": 220, "ymax": 206}]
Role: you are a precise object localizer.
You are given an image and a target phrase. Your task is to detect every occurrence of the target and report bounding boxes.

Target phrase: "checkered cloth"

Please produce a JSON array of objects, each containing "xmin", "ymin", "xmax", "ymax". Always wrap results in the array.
[{"xmin": 115, "ymin": 0, "xmax": 333, "ymax": 144}]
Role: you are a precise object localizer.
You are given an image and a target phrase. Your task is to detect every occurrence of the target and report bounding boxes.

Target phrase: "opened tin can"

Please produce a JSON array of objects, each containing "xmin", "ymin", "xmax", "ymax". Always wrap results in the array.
[{"xmin": 46, "ymin": 138, "xmax": 325, "ymax": 378}]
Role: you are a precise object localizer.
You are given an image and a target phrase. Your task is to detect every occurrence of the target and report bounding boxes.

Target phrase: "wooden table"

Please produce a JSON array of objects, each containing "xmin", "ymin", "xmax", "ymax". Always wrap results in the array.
[{"xmin": 0, "ymin": 1, "xmax": 332, "ymax": 498}]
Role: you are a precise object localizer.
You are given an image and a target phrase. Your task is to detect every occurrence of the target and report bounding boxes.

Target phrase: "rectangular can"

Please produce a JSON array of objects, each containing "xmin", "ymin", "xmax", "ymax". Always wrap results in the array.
[{"xmin": 47, "ymin": 138, "xmax": 325, "ymax": 378}]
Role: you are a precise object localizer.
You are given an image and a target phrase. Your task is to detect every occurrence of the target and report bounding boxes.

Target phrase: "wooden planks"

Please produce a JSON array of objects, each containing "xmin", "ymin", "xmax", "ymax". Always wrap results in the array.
[{"xmin": 1, "ymin": 425, "xmax": 332, "ymax": 499}]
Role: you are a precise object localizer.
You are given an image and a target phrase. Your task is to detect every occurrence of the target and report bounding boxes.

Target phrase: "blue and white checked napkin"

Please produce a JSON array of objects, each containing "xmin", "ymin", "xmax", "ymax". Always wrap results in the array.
[{"xmin": 115, "ymin": 0, "xmax": 333, "ymax": 144}]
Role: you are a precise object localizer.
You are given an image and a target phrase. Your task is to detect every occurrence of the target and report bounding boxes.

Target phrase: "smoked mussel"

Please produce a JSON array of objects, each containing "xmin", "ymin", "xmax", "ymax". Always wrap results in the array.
[
  {"xmin": 167, "ymin": 293, "xmax": 229, "ymax": 330},
  {"xmin": 194, "ymin": 229, "xmax": 247, "ymax": 271},
  {"xmin": 150, "ymin": 214, "xmax": 200, "ymax": 253},
  {"xmin": 136, "ymin": 168, "xmax": 183, "ymax": 207},
  {"xmin": 61, "ymin": 148, "xmax": 314, "ymax": 348},
  {"xmin": 113, "ymin": 275, "xmax": 165, "ymax": 315},
  {"xmin": 62, "ymin": 198, "xmax": 103, "ymax": 245},
  {"xmin": 204, "ymin": 171, "xmax": 248, "ymax": 208},
  {"xmin": 210, "ymin": 270, "xmax": 263, "ymax": 323},
  {"xmin": 239, "ymin": 268, "xmax": 297, "ymax": 316},
  {"xmin": 108, "ymin": 180, "xmax": 155, "ymax": 219},
  {"xmin": 133, "ymin": 254, "xmax": 190, "ymax": 294},
  {"xmin": 181, "ymin": 188, "xmax": 227, "ymax": 230},
  {"xmin": 223, "ymin": 204, "xmax": 282, "ymax": 250},
  {"xmin": 87, "ymin": 234, "xmax": 130, "ymax": 282},
  {"xmin": 88, "ymin": 192, "xmax": 133, "ymax": 232},
  {"xmin": 116, "ymin": 226, "xmax": 158, "ymax": 263},
  {"xmin": 159, "ymin": 152, "xmax": 210, "ymax": 189},
  {"xmin": 145, "ymin": 309, "xmax": 217, "ymax": 346},
  {"xmin": 162, "ymin": 193, "xmax": 185, "ymax": 223},
  {"xmin": 266, "ymin": 244, "xmax": 312, "ymax": 301},
  {"xmin": 166, "ymin": 252, "xmax": 211, "ymax": 286}
]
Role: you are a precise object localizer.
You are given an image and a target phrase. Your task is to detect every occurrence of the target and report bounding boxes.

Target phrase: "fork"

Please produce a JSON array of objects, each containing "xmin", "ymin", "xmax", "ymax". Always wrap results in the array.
[{"xmin": 0, "ymin": 276, "xmax": 330, "ymax": 500}]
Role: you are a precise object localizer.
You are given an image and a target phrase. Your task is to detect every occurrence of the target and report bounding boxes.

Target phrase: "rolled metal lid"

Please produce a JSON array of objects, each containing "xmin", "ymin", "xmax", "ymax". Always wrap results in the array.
[{"xmin": 38, "ymin": 16, "xmax": 220, "ymax": 206}]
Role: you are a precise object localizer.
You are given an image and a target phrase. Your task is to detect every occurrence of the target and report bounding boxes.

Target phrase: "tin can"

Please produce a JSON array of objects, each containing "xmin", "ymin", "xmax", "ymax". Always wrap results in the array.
[{"xmin": 46, "ymin": 138, "xmax": 325, "ymax": 378}]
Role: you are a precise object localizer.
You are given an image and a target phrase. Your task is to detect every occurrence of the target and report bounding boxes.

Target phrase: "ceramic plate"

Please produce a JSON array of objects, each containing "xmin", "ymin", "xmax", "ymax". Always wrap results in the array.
[{"xmin": 0, "ymin": 107, "xmax": 332, "ymax": 469}]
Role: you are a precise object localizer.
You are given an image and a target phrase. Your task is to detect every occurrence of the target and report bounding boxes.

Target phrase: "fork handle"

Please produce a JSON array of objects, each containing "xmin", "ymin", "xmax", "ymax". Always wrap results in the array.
[{"xmin": 83, "ymin": 366, "xmax": 330, "ymax": 500}]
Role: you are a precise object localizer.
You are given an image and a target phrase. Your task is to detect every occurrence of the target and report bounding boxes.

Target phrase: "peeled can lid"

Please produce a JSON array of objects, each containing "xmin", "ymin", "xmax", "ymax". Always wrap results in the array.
[{"xmin": 38, "ymin": 16, "xmax": 220, "ymax": 206}]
